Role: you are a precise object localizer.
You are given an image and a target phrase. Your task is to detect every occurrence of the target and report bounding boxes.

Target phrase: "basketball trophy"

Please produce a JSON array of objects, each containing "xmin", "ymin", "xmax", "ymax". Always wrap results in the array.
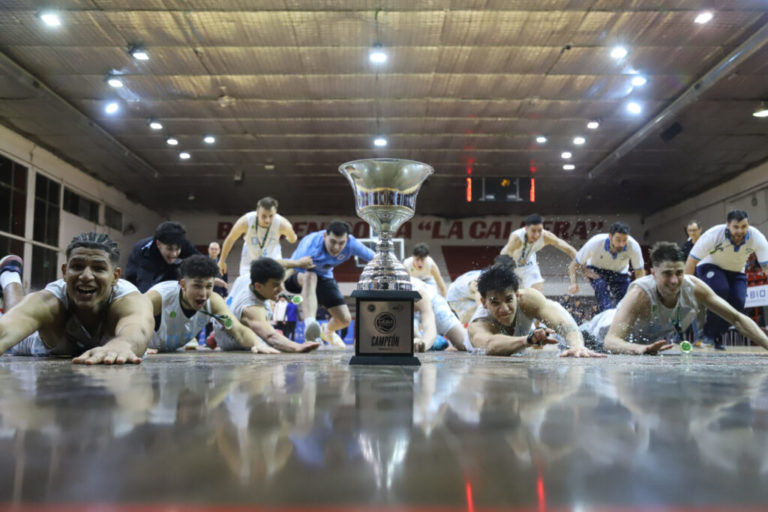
[{"xmin": 339, "ymin": 158, "xmax": 433, "ymax": 365}]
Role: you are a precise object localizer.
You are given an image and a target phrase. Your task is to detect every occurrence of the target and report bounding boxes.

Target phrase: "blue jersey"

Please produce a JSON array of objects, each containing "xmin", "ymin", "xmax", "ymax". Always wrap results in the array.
[{"xmin": 290, "ymin": 231, "xmax": 374, "ymax": 279}]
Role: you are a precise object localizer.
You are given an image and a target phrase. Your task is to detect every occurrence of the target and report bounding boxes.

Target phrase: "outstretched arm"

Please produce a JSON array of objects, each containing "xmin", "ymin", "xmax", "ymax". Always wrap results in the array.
[
  {"xmin": 0, "ymin": 291, "xmax": 60, "ymax": 355},
  {"xmin": 603, "ymin": 287, "xmax": 672, "ymax": 355},
  {"xmin": 210, "ymin": 294, "xmax": 278, "ymax": 354},
  {"xmin": 219, "ymin": 215, "xmax": 249, "ymax": 275},
  {"xmin": 543, "ymin": 230, "xmax": 578, "ymax": 259},
  {"xmin": 429, "ymin": 264, "xmax": 449, "ymax": 297},
  {"xmin": 468, "ymin": 320, "xmax": 532, "ymax": 356},
  {"xmin": 279, "ymin": 216, "xmax": 298, "ymax": 244}
]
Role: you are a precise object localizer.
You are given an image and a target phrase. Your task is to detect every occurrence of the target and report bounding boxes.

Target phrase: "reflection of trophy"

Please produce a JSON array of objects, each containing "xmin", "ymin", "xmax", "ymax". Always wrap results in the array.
[{"xmin": 339, "ymin": 158, "xmax": 433, "ymax": 365}]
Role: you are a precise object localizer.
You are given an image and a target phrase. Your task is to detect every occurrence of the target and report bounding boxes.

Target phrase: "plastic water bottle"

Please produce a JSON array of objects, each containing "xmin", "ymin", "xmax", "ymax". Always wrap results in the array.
[{"xmin": 680, "ymin": 340, "xmax": 692, "ymax": 354}]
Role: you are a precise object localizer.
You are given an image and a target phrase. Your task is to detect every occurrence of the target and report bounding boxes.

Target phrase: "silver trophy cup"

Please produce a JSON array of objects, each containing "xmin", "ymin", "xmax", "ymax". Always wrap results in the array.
[{"xmin": 339, "ymin": 158, "xmax": 434, "ymax": 291}]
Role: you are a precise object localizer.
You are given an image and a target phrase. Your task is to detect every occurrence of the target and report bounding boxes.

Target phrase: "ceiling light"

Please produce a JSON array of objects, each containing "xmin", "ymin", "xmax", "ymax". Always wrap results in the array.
[
  {"xmin": 752, "ymin": 102, "xmax": 768, "ymax": 118},
  {"xmin": 694, "ymin": 11, "xmax": 713, "ymax": 24},
  {"xmin": 535, "ymin": 136, "xmax": 547, "ymax": 144},
  {"xmin": 610, "ymin": 46, "xmax": 628, "ymax": 60},
  {"xmin": 166, "ymin": 137, "xmax": 179, "ymax": 146},
  {"xmin": 561, "ymin": 152, "xmax": 572, "ymax": 159},
  {"xmin": 373, "ymin": 136, "xmax": 388, "ymax": 147},
  {"xmin": 106, "ymin": 76, "xmax": 124, "ymax": 88},
  {"xmin": 627, "ymin": 101, "xmax": 642, "ymax": 114},
  {"xmin": 631, "ymin": 75, "xmax": 647, "ymax": 87},
  {"xmin": 587, "ymin": 121, "xmax": 600, "ymax": 129},
  {"xmin": 264, "ymin": 164, "xmax": 276, "ymax": 171},
  {"xmin": 179, "ymin": 152, "xmax": 191, "ymax": 160},
  {"xmin": 148, "ymin": 120, "xmax": 163, "ymax": 130},
  {"xmin": 104, "ymin": 102, "xmax": 119, "ymax": 114},
  {"xmin": 203, "ymin": 135, "xmax": 216, "ymax": 144},
  {"xmin": 563, "ymin": 164, "xmax": 575, "ymax": 171},
  {"xmin": 369, "ymin": 44, "xmax": 388, "ymax": 64},
  {"xmin": 129, "ymin": 46, "xmax": 149, "ymax": 61},
  {"xmin": 38, "ymin": 11, "xmax": 61, "ymax": 27},
  {"xmin": 573, "ymin": 136, "xmax": 586, "ymax": 145}
]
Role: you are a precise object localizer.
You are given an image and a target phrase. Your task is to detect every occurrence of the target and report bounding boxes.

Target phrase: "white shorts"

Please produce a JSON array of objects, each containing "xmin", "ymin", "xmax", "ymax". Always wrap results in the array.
[
  {"xmin": 8, "ymin": 332, "xmax": 52, "ymax": 356},
  {"xmin": 432, "ymin": 294, "xmax": 462, "ymax": 335},
  {"xmin": 514, "ymin": 263, "xmax": 544, "ymax": 289}
]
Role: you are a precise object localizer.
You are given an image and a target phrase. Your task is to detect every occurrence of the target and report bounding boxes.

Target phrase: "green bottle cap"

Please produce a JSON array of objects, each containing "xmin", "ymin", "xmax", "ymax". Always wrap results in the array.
[
  {"xmin": 680, "ymin": 340, "xmax": 692, "ymax": 353},
  {"xmin": 221, "ymin": 316, "xmax": 233, "ymax": 329},
  {"xmin": 291, "ymin": 295, "xmax": 303, "ymax": 304}
]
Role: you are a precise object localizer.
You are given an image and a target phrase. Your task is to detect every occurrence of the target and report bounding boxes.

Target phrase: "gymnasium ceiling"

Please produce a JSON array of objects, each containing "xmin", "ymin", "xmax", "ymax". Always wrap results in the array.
[{"xmin": 0, "ymin": 1, "xmax": 767, "ymax": 218}]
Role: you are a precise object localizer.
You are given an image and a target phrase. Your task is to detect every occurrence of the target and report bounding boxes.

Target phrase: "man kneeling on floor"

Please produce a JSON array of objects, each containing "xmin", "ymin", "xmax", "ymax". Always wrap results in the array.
[
  {"xmin": 212, "ymin": 257, "xmax": 321, "ymax": 353},
  {"xmin": 580, "ymin": 242, "xmax": 768, "ymax": 355},
  {"xmin": 146, "ymin": 255, "xmax": 278, "ymax": 354},
  {"xmin": 467, "ymin": 260, "xmax": 604, "ymax": 358},
  {"xmin": 0, "ymin": 232, "xmax": 154, "ymax": 364}
]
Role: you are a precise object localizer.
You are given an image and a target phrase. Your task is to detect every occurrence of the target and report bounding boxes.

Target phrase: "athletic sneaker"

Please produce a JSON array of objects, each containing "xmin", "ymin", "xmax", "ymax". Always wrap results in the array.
[
  {"xmin": 321, "ymin": 327, "xmax": 345, "ymax": 348},
  {"xmin": 304, "ymin": 319, "xmax": 321, "ymax": 342},
  {"xmin": 0, "ymin": 255, "xmax": 23, "ymax": 276}
]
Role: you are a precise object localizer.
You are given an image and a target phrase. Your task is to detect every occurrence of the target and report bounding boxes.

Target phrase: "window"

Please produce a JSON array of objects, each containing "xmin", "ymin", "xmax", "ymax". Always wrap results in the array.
[
  {"xmin": 30, "ymin": 246, "xmax": 58, "ymax": 291},
  {"xmin": 63, "ymin": 188, "xmax": 99, "ymax": 223},
  {"xmin": 0, "ymin": 154, "xmax": 28, "ymax": 238},
  {"xmin": 34, "ymin": 174, "xmax": 60, "ymax": 246},
  {"xmin": 105, "ymin": 205, "xmax": 123, "ymax": 231}
]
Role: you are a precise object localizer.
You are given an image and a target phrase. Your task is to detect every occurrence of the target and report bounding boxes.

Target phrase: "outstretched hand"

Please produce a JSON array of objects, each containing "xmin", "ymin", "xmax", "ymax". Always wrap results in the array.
[
  {"xmin": 560, "ymin": 346, "xmax": 606, "ymax": 358},
  {"xmin": 72, "ymin": 340, "xmax": 142, "ymax": 365},
  {"xmin": 641, "ymin": 339, "xmax": 674, "ymax": 355},
  {"xmin": 527, "ymin": 328, "xmax": 558, "ymax": 349}
]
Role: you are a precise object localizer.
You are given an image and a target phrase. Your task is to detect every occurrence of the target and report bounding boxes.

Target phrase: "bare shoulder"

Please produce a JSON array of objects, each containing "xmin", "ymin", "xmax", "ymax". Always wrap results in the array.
[
  {"xmin": 242, "ymin": 303, "xmax": 268, "ymax": 323},
  {"xmin": 518, "ymin": 287, "xmax": 547, "ymax": 309},
  {"xmin": 616, "ymin": 285, "xmax": 650, "ymax": 316},
  {"xmin": 111, "ymin": 292, "xmax": 153, "ymax": 315}
]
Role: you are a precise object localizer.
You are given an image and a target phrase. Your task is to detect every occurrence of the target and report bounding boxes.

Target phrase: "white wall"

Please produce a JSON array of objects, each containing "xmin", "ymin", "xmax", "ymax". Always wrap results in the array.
[
  {"xmin": 644, "ymin": 161, "xmax": 768, "ymax": 243},
  {"xmin": 0, "ymin": 124, "xmax": 164, "ymax": 287}
]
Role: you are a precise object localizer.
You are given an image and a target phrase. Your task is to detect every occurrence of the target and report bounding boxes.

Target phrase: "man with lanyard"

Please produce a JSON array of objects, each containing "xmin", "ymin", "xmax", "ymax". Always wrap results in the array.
[
  {"xmin": 145, "ymin": 255, "xmax": 277, "ymax": 354},
  {"xmin": 569, "ymin": 222, "xmax": 646, "ymax": 312},
  {"xmin": 500, "ymin": 213, "xmax": 579, "ymax": 294},
  {"xmin": 0, "ymin": 232, "xmax": 154, "ymax": 364},
  {"xmin": 684, "ymin": 209, "xmax": 768, "ymax": 349},
  {"xmin": 581, "ymin": 242, "xmax": 768, "ymax": 354},
  {"xmin": 218, "ymin": 196, "xmax": 313, "ymax": 277},
  {"xmin": 284, "ymin": 220, "xmax": 375, "ymax": 346}
]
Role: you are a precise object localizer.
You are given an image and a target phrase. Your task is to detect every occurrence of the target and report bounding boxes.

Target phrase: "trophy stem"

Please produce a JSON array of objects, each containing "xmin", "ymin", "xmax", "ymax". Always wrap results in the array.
[{"xmin": 358, "ymin": 231, "xmax": 412, "ymax": 291}]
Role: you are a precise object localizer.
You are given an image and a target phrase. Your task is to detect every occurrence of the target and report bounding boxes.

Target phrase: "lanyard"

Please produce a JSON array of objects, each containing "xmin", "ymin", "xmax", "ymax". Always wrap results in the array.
[{"xmin": 254, "ymin": 222, "xmax": 272, "ymax": 251}]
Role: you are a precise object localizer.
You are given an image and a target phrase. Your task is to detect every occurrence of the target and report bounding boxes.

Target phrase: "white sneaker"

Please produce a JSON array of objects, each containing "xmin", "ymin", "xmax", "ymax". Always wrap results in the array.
[
  {"xmin": 321, "ymin": 327, "xmax": 345, "ymax": 348},
  {"xmin": 304, "ymin": 320, "xmax": 321, "ymax": 342}
]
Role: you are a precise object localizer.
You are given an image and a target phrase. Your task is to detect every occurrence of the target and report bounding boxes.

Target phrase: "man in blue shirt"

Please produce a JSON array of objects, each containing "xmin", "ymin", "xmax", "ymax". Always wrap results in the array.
[{"xmin": 284, "ymin": 220, "xmax": 375, "ymax": 346}]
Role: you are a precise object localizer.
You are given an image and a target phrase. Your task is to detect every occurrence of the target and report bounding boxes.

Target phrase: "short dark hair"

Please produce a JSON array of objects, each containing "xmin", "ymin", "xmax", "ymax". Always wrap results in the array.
[
  {"xmin": 609, "ymin": 222, "xmax": 630, "ymax": 235},
  {"xmin": 494, "ymin": 254, "xmax": 516, "ymax": 268},
  {"xmin": 684, "ymin": 220, "xmax": 700, "ymax": 236},
  {"xmin": 650, "ymin": 242, "xmax": 685, "ymax": 267},
  {"xmin": 180, "ymin": 255, "xmax": 219, "ymax": 279},
  {"xmin": 66, "ymin": 232, "xmax": 120, "ymax": 265},
  {"xmin": 726, "ymin": 210, "xmax": 748, "ymax": 223},
  {"xmin": 257, "ymin": 197, "xmax": 278, "ymax": 210},
  {"xmin": 525, "ymin": 213, "xmax": 543, "ymax": 226},
  {"xmin": 326, "ymin": 220, "xmax": 350, "ymax": 237},
  {"xmin": 154, "ymin": 221, "xmax": 187, "ymax": 246},
  {"xmin": 477, "ymin": 262, "xmax": 520, "ymax": 298},
  {"xmin": 412, "ymin": 243, "xmax": 430, "ymax": 258},
  {"xmin": 250, "ymin": 257, "xmax": 285, "ymax": 285}
]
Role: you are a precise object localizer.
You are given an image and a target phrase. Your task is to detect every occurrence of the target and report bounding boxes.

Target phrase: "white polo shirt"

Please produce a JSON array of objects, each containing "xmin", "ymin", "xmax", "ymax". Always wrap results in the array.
[
  {"xmin": 575, "ymin": 233, "xmax": 644, "ymax": 274},
  {"xmin": 689, "ymin": 224, "xmax": 768, "ymax": 273}
]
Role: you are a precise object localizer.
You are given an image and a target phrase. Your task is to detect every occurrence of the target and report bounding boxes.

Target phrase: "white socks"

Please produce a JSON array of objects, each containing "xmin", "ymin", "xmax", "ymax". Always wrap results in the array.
[{"xmin": 0, "ymin": 271, "xmax": 21, "ymax": 290}]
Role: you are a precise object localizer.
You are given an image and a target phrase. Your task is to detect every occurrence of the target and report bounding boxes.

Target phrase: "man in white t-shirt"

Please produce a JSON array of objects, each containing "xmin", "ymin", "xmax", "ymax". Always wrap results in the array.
[
  {"xmin": 684, "ymin": 209, "xmax": 768, "ymax": 349},
  {"xmin": 218, "ymin": 196, "xmax": 314, "ymax": 277},
  {"xmin": 569, "ymin": 222, "xmax": 646, "ymax": 312},
  {"xmin": 403, "ymin": 243, "xmax": 448, "ymax": 297},
  {"xmin": 500, "ymin": 213, "xmax": 579, "ymax": 293}
]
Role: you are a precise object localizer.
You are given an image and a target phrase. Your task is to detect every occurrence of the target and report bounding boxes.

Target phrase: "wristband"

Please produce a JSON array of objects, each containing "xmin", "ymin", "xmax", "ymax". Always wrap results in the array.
[{"xmin": 526, "ymin": 329, "xmax": 541, "ymax": 346}]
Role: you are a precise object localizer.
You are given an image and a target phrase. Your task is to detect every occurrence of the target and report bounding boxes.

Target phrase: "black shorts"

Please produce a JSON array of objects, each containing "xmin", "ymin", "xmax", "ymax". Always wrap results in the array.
[{"xmin": 284, "ymin": 272, "xmax": 346, "ymax": 309}]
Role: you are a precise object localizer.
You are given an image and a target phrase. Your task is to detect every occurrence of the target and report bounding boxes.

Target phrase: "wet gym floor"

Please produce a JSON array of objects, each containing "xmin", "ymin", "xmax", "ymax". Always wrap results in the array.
[{"xmin": 1, "ymin": 347, "xmax": 767, "ymax": 511}]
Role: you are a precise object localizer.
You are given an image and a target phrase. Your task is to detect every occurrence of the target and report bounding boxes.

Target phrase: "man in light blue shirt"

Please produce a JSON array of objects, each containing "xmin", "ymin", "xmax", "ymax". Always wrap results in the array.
[{"xmin": 285, "ymin": 220, "xmax": 375, "ymax": 346}]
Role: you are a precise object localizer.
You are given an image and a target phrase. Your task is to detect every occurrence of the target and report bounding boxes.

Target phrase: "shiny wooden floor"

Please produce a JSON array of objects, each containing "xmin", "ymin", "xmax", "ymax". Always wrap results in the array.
[{"xmin": 1, "ymin": 347, "xmax": 767, "ymax": 511}]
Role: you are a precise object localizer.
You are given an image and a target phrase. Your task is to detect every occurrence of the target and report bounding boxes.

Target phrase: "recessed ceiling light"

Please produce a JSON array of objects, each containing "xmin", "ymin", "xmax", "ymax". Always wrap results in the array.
[
  {"xmin": 373, "ymin": 136, "xmax": 388, "ymax": 147},
  {"xmin": 561, "ymin": 152, "xmax": 572, "ymax": 159},
  {"xmin": 166, "ymin": 137, "xmax": 179, "ymax": 146},
  {"xmin": 148, "ymin": 120, "xmax": 163, "ymax": 130},
  {"xmin": 627, "ymin": 101, "xmax": 642, "ymax": 114},
  {"xmin": 106, "ymin": 76, "xmax": 124, "ymax": 88},
  {"xmin": 753, "ymin": 102, "xmax": 768, "ymax": 118},
  {"xmin": 610, "ymin": 46, "xmax": 628, "ymax": 60},
  {"xmin": 587, "ymin": 121, "xmax": 600, "ymax": 129},
  {"xmin": 573, "ymin": 136, "xmax": 586, "ymax": 145},
  {"xmin": 129, "ymin": 46, "xmax": 149, "ymax": 61},
  {"xmin": 563, "ymin": 164, "xmax": 575, "ymax": 171},
  {"xmin": 369, "ymin": 44, "xmax": 388, "ymax": 64},
  {"xmin": 535, "ymin": 136, "xmax": 547, "ymax": 144},
  {"xmin": 179, "ymin": 152, "xmax": 191, "ymax": 160},
  {"xmin": 203, "ymin": 135, "xmax": 216, "ymax": 144},
  {"xmin": 631, "ymin": 75, "xmax": 647, "ymax": 87},
  {"xmin": 104, "ymin": 102, "xmax": 119, "ymax": 114},
  {"xmin": 694, "ymin": 11, "xmax": 713, "ymax": 24},
  {"xmin": 38, "ymin": 11, "xmax": 61, "ymax": 27}
]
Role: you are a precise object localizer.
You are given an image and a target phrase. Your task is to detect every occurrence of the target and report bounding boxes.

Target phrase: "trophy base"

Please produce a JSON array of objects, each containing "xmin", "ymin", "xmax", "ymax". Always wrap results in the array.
[{"xmin": 349, "ymin": 354, "xmax": 421, "ymax": 366}]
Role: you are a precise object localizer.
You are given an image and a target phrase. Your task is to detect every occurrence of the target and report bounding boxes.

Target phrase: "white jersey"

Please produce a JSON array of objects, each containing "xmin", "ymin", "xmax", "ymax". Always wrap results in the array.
[
  {"xmin": 689, "ymin": 225, "xmax": 768, "ymax": 273},
  {"xmin": 575, "ymin": 233, "xmax": 644, "ymax": 274},
  {"xmin": 446, "ymin": 270, "xmax": 482, "ymax": 304},
  {"xmin": 508, "ymin": 228, "xmax": 546, "ymax": 268},
  {"xmin": 403, "ymin": 256, "xmax": 438, "ymax": 280},
  {"xmin": 148, "ymin": 281, "xmax": 212, "ymax": 352},
  {"xmin": 215, "ymin": 275, "xmax": 271, "ymax": 350},
  {"xmin": 581, "ymin": 274, "xmax": 703, "ymax": 345},
  {"xmin": 465, "ymin": 303, "xmax": 535, "ymax": 352},
  {"xmin": 240, "ymin": 212, "xmax": 287, "ymax": 275}
]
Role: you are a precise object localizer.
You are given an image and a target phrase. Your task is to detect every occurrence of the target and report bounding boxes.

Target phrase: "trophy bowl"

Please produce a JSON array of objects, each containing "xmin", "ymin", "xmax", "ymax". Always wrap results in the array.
[{"xmin": 339, "ymin": 158, "xmax": 433, "ymax": 291}]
